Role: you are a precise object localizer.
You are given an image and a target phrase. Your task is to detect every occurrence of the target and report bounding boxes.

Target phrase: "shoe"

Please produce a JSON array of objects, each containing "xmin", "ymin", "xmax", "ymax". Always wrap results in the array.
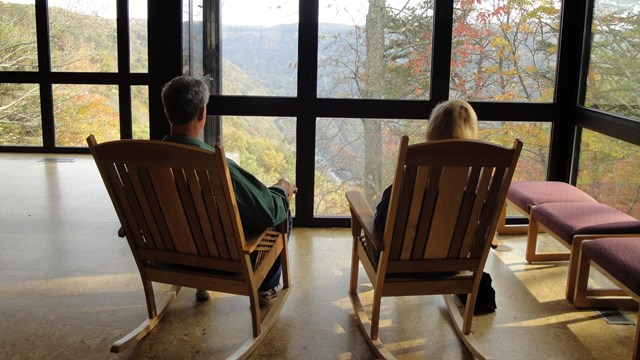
[
  {"xmin": 258, "ymin": 283, "xmax": 282, "ymax": 307},
  {"xmin": 195, "ymin": 289, "xmax": 211, "ymax": 301}
]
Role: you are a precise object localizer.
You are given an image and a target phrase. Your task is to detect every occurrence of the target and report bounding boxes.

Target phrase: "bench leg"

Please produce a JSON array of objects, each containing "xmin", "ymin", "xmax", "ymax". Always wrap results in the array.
[
  {"xmin": 525, "ymin": 217, "xmax": 570, "ymax": 263},
  {"xmin": 525, "ymin": 218, "xmax": 539, "ymax": 263},
  {"xmin": 573, "ymin": 241, "xmax": 591, "ymax": 306},
  {"xmin": 497, "ymin": 202, "xmax": 529, "ymax": 235},
  {"xmin": 566, "ymin": 238, "xmax": 583, "ymax": 303},
  {"xmin": 572, "ymin": 238, "xmax": 639, "ymax": 309}
]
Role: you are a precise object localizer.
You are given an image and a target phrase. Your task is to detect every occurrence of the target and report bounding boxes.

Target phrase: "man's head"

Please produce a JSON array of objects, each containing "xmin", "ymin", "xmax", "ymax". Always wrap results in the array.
[{"xmin": 161, "ymin": 76, "xmax": 209, "ymax": 126}]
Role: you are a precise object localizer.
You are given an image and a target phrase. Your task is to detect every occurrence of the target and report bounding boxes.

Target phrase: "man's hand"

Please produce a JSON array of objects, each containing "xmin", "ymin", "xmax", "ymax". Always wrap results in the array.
[{"xmin": 274, "ymin": 178, "xmax": 298, "ymax": 199}]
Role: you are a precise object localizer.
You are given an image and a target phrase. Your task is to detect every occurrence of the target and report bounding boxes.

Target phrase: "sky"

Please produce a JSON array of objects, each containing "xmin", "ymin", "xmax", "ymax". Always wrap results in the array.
[
  {"xmin": 2, "ymin": 0, "xmax": 424, "ymax": 26},
  {"xmin": 2, "ymin": 0, "xmax": 372, "ymax": 25}
]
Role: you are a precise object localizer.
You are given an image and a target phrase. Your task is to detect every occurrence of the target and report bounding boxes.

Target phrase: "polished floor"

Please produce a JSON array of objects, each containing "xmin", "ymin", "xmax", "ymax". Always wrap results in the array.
[{"xmin": 0, "ymin": 153, "xmax": 637, "ymax": 359}]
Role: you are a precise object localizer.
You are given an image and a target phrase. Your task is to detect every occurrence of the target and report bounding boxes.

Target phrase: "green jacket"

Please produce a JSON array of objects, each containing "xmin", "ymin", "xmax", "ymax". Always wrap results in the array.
[{"xmin": 163, "ymin": 135, "xmax": 290, "ymax": 231}]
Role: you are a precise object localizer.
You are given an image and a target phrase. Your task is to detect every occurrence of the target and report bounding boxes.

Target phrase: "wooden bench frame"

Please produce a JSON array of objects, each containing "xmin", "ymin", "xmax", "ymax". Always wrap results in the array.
[
  {"xmin": 497, "ymin": 182, "xmax": 640, "ymax": 303},
  {"xmin": 497, "ymin": 200, "xmax": 529, "ymax": 235},
  {"xmin": 527, "ymin": 215, "xmax": 639, "ymax": 302},
  {"xmin": 574, "ymin": 239, "xmax": 640, "ymax": 360}
]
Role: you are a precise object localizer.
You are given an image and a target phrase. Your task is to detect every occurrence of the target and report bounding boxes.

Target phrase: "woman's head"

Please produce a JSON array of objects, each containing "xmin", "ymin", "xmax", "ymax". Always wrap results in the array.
[{"xmin": 426, "ymin": 99, "xmax": 478, "ymax": 141}]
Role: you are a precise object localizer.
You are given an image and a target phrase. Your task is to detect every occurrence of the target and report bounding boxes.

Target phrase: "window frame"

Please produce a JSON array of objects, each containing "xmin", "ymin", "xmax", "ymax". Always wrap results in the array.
[{"xmin": 2, "ymin": 0, "xmax": 640, "ymax": 228}]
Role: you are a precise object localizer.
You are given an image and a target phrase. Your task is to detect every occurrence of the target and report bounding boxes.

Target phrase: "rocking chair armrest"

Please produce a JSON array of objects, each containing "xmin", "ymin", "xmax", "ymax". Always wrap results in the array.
[
  {"xmin": 243, "ymin": 228, "xmax": 283, "ymax": 254},
  {"xmin": 117, "ymin": 227, "xmax": 126, "ymax": 238},
  {"xmin": 346, "ymin": 191, "xmax": 385, "ymax": 252}
]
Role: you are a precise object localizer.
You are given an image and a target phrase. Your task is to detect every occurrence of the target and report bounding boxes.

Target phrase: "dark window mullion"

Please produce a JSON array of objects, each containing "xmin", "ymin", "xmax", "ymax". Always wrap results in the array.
[
  {"xmin": 548, "ymin": 0, "xmax": 589, "ymax": 181},
  {"xmin": 430, "ymin": 0, "xmax": 453, "ymax": 102},
  {"xmin": 35, "ymin": 0, "xmax": 54, "ymax": 149},
  {"xmin": 295, "ymin": 0, "xmax": 319, "ymax": 226},
  {"xmin": 203, "ymin": 0, "xmax": 221, "ymax": 145},
  {"xmin": 117, "ymin": 0, "xmax": 133, "ymax": 140}
]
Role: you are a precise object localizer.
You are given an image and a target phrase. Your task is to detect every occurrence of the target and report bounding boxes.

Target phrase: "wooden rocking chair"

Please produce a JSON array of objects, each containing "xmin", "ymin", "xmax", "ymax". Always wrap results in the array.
[
  {"xmin": 87, "ymin": 134, "xmax": 291, "ymax": 359},
  {"xmin": 346, "ymin": 136, "xmax": 522, "ymax": 359}
]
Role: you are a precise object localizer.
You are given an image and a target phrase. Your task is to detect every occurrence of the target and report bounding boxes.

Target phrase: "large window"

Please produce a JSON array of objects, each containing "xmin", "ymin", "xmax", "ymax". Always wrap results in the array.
[
  {"xmin": 48, "ymin": 0, "xmax": 118, "ymax": 72},
  {"xmin": 1, "ymin": 1, "xmax": 38, "ymax": 71},
  {"xmin": 451, "ymin": 0, "xmax": 561, "ymax": 102},
  {"xmin": 0, "ymin": 0, "xmax": 149, "ymax": 149},
  {"xmin": 0, "ymin": 83, "xmax": 42, "ymax": 146},
  {"xmin": 220, "ymin": 0, "xmax": 299, "ymax": 96},
  {"xmin": 318, "ymin": 0, "xmax": 434, "ymax": 99},
  {"xmin": 585, "ymin": 0, "xmax": 640, "ymax": 121},
  {"xmin": 577, "ymin": 128, "xmax": 640, "ymax": 219},
  {"xmin": 315, "ymin": 118, "xmax": 427, "ymax": 216},
  {"xmin": 4, "ymin": 0, "xmax": 640, "ymax": 226},
  {"xmin": 222, "ymin": 116, "xmax": 297, "ymax": 213},
  {"xmin": 52, "ymin": 84, "xmax": 120, "ymax": 146},
  {"xmin": 312, "ymin": 1, "xmax": 557, "ymax": 216},
  {"xmin": 315, "ymin": 119, "xmax": 550, "ymax": 216}
]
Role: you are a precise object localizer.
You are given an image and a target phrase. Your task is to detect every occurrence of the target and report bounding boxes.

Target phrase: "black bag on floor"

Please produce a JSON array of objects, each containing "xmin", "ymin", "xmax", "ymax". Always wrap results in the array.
[{"xmin": 457, "ymin": 272, "xmax": 497, "ymax": 314}]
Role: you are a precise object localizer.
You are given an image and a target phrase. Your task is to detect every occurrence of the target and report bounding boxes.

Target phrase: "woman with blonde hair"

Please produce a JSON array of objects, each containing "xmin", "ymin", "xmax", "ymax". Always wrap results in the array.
[
  {"xmin": 373, "ymin": 98, "xmax": 495, "ymax": 314},
  {"xmin": 374, "ymin": 99, "xmax": 496, "ymax": 315},
  {"xmin": 374, "ymin": 98, "xmax": 479, "ymax": 229},
  {"xmin": 426, "ymin": 98, "xmax": 478, "ymax": 141}
]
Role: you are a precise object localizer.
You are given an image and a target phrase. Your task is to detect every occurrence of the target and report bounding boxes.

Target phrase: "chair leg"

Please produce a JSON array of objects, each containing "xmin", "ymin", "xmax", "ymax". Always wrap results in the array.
[
  {"xmin": 249, "ymin": 289, "xmax": 261, "ymax": 338},
  {"xmin": 462, "ymin": 292, "xmax": 477, "ymax": 335},
  {"xmin": 111, "ymin": 284, "xmax": 180, "ymax": 353},
  {"xmin": 281, "ymin": 236, "xmax": 291, "ymax": 290},
  {"xmin": 143, "ymin": 280, "xmax": 158, "ymax": 319},
  {"xmin": 370, "ymin": 290, "xmax": 382, "ymax": 340},
  {"xmin": 349, "ymin": 235, "xmax": 360, "ymax": 296}
]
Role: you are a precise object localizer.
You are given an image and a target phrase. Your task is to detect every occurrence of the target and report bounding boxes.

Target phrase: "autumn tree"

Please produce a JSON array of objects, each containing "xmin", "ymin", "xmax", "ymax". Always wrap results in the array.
[
  {"xmin": 0, "ymin": 3, "xmax": 40, "ymax": 145},
  {"xmin": 1, "ymin": 2, "xmax": 126, "ymax": 146}
]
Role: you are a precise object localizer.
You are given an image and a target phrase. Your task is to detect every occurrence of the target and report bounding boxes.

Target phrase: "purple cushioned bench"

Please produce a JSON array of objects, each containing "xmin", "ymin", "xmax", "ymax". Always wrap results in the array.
[
  {"xmin": 498, "ymin": 181, "xmax": 597, "ymax": 235},
  {"xmin": 495, "ymin": 181, "xmax": 640, "ymax": 303},
  {"xmin": 574, "ymin": 237, "xmax": 640, "ymax": 359},
  {"xmin": 528, "ymin": 202, "xmax": 640, "ymax": 302},
  {"xmin": 509, "ymin": 181, "xmax": 597, "ymax": 213}
]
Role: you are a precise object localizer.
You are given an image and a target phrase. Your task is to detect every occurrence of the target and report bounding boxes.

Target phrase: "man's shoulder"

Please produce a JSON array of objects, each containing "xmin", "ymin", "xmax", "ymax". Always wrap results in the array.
[{"xmin": 163, "ymin": 135, "xmax": 215, "ymax": 151}]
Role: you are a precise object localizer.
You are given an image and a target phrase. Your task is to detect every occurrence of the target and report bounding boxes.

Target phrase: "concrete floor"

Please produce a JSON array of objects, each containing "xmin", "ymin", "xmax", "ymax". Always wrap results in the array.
[{"xmin": 0, "ymin": 153, "xmax": 637, "ymax": 359}]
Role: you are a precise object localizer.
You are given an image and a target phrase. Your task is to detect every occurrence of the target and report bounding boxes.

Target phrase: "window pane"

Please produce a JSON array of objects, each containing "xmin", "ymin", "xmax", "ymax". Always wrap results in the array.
[
  {"xmin": 222, "ymin": 116, "xmax": 297, "ymax": 213},
  {"xmin": 315, "ymin": 118, "xmax": 428, "ymax": 216},
  {"xmin": 53, "ymin": 84, "xmax": 119, "ymax": 146},
  {"xmin": 0, "ymin": 83, "xmax": 42, "ymax": 146},
  {"xmin": 131, "ymin": 85, "xmax": 149, "ymax": 139},
  {"xmin": 577, "ymin": 129, "xmax": 640, "ymax": 219},
  {"xmin": 221, "ymin": 0, "xmax": 298, "ymax": 96},
  {"xmin": 1, "ymin": 1, "xmax": 38, "ymax": 71},
  {"xmin": 315, "ymin": 119, "xmax": 549, "ymax": 216},
  {"xmin": 451, "ymin": 1, "xmax": 561, "ymax": 102},
  {"xmin": 585, "ymin": 1, "xmax": 640, "ymax": 121},
  {"xmin": 49, "ymin": 0, "xmax": 118, "ymax": 72},
  {"xmin": 318, "ymin": 0, "xmax": 433, "ymax": 99},
  {"xmin": 129, "ymin": 0, "xmax": 148, "ymax": 73},
  {"xmin": 182, "ymin": 0, "xmax": 204, "ymax": 76},
  {"xmin": 480, "ymin": 121, "xmax": 550, "ymax": 182},
  {"xmin": 488, "ymin": 121, "xmax": 550, "ymax": 219}
]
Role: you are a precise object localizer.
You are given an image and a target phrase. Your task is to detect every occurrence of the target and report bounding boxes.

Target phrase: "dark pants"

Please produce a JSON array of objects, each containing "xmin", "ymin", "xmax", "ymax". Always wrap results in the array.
[{"xmin": 256, "ymin": 210, "xmax": 292, "ymax": 291}]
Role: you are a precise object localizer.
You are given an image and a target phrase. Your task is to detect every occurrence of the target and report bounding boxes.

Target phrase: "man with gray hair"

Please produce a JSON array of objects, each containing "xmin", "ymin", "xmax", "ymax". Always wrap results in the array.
[{"xmin": 161, "ymin": 76, "xmax": 297, "ymax": 306}]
